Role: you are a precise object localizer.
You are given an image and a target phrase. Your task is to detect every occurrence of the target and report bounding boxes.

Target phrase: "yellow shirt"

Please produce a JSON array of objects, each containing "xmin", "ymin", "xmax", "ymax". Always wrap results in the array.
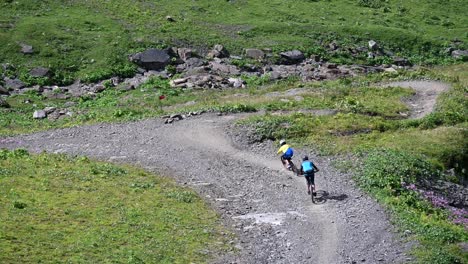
[{"xmin": 277, "ymin": 144, "xmax": 291, "ymax": 154}]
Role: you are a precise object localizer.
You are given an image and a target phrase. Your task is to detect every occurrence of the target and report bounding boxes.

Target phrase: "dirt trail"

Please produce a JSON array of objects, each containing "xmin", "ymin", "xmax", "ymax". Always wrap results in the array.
[
  {"xmin": 384, "ymin": 80, "xmax": 450, "ymax": 119},
  {"xmin": 0, "ymin": 114, "xmax": 408, "ymax": 263},
  {"xmin": 1, "ymin": 80, "xmax": 450, "ymax": 263}
]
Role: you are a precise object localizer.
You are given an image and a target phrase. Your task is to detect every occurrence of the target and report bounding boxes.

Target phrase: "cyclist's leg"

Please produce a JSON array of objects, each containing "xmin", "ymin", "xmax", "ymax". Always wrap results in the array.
[
  {"xmin": 311, "ymin": 173, "xmax": 316, "ymax": 195},
  {"xmin": 305, "ymin": 175, "xmax": 312, "ymax": 194}
]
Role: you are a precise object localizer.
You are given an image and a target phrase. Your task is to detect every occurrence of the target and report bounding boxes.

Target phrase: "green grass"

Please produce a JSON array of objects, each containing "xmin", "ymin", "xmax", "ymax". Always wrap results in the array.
[
  {"xmin": 0, "ymin": 149, "xmax": 229, "ymax": 263},
  {"xmin": 1, "ymin": 0, "xmax": 467, "ymax": 85}
]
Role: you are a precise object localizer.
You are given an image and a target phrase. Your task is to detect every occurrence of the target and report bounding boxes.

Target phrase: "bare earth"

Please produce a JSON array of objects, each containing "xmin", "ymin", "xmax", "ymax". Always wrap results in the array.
[{"xmin": 0, "ymin": 80, "xmax": 450, "ymax": 263}]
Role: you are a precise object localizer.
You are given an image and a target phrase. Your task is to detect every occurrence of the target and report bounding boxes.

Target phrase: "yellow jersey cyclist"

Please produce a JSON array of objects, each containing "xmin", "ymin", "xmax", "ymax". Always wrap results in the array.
[
  {"xmin": 277, "ymin": 139, "xmax": 294, "ymax": 170},
  {"xmin": 299, "ymin": 155, "xmax": 320, "ymax": 195}
]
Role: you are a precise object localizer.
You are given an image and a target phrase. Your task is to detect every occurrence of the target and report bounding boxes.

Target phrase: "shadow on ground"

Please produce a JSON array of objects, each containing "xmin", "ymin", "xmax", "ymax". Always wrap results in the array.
[{"xmin": 313, "ymin": 190, "xmax": 348, "ymax": 204}]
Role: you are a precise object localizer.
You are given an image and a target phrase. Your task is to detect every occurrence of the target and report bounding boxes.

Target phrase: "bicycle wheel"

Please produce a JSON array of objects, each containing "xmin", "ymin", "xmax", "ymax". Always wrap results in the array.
[{"xmin": 311, "ymin": 190, "xmax": 315, "ymax": 203}]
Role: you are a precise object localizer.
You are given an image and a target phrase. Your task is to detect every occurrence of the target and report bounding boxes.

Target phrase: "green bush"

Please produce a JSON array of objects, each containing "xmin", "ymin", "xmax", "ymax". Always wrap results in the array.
[{"xmin": 356, "ymin": 149, "xmax": 439, "ymax": 191}]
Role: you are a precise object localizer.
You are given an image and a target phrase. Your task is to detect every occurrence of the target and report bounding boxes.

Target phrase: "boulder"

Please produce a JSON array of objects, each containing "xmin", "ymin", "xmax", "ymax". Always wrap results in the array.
[
  {"xmin": 245, "ymin": 49, "xmax": 265, "ymax": 60},
  {"xmin": 210, "ymin": 61, "xmax": 240, "ymax": 75},
  {"xmin": 228, "ymin": 78, "xmax": 244, "ymax": 88},
  {"xmin": 451, "ymin": 50, "xmax": 468, "ymax": 59},
  {"xmin": 33, "ymin": 110, "xmax": 47, "ymax": 119},
  {"xmin": 29, "ymin": 67, "xmax": 50, "ymax": 77},
  {"xmin": 43, "ymin": 107, "xmax": 57, "ymax": 114},
  {"xmin": 207, "ymin": 44, "xmax": 230, "ymax": 59},
  {"xmin": 177, "ymin": 48, "xmax": 194, "ymax": 61},
  {"xmin": 368, "ymin": 40, "xmax": 378, "ymax": 50},
  {"xmin": 129, "ymin": 48, "xmax": 172, "ymax": 70},
  {"xmin": 4, "ymin": 78, "xmax": 25, "ymax": 90},
  {"xmin": 0, "ymin": 97, "xmax": 9, "ymax": 108},
  {"xmin": 20, "ymin": 43, "xmax": 34, "ymax": 54},
  {"xmin": 279, "ymin": 50, "xmax": 305, "ymax": 65}
]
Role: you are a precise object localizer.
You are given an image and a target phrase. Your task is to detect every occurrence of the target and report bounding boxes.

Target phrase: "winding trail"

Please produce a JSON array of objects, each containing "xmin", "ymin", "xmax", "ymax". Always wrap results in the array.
[{"xmin": 0, "ymin": 80, "xmax": 450, "ymax": 263}]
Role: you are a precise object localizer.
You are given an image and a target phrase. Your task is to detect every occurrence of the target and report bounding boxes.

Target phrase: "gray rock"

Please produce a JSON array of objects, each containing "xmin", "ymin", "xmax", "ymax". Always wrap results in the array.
[
  {"xmin": 165, "ymin": 15, "xmax": 176, "ymax": 22},
  {"xmin": 279, "ymin": 50, "xmax": 305, "ymax": 65},
  {"xmin": 392, "ymin": 57, "xmax": 411, "ymax": 66},
  {"xmin": 4, "ymin": 78, "xmax": 25, "ymax": 90},
  {"xmin": 228, "ymin": 78, "xmax": 244, "ymax": 88},
  {"xmin": 368, "ymin": 40, "xmax": 378, "ymax": 50},
  {"xmin": 43, "ymin": 107, "xmax": 56, "ymax": 114},
  {"xmin": 210, "ymin": 61, "xmax": 240, "ymax": 75},
  {"xmin": 64, "ymin": 101, "xmax": 76, "ymax": 108},
  {"xmin": 0, "ymin": 97, "xmax": 9, "ymax": 108},
  {"xmin": 33, "ymin": 110, "xmax": 47, "ymax": 119},
  {"xmin": 207, "ymin": 44, "xmax": 230, "ymax": 59},
  {"xmin": 20, "ymin": 43, "xmax": 34, "ymax": 54},
  {"xmin": 451, "ymin": 50, "xmax": 468, "ymax": 59},
  {"xmin": 177, "ymin": 48, "xmax": 194, "ymax": 61},
  {"xmin": 29, "ymin": 67, "xmax": 50, "ymax": 77},
  {"xmin": 129, "ymin": 48, "xmax": 172, "ymax": 70},
  {"xmin": 245, "ymin": 49, "xmax": 265, "ymax": 60}
]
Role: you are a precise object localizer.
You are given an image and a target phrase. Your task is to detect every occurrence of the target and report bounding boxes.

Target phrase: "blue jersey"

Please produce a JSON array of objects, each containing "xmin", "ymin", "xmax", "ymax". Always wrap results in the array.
[{"xmin": 302, "ymin": 161, "xmax": 314, "ymax": 173}]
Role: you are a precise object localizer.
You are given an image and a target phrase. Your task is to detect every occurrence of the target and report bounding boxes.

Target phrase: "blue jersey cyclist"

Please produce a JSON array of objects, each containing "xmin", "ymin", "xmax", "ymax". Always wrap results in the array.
[
  {"xmin": 300, "ymin": 155, "xmax": 320, "ymax": 195},
  {"xmin": 277, "ymin": 139, "xmax": 294, "ymax": 169}
]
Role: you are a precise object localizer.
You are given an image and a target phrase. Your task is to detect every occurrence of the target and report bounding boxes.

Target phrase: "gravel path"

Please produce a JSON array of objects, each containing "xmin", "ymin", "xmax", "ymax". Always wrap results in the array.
[
  {"xmin": 0, "ymin": 114, "xmax": 409, "ymax": 263},
  {"xmin": 384, "ymin": 80, "xmax": 450, "ymax": 119},
  {"xmin": 1, "ymin": 80, "xmax": 450, "ymax": 263}
]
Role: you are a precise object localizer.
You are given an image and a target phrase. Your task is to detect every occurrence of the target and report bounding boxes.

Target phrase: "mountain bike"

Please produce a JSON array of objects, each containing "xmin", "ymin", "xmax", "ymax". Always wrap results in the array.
[{"xmin": 281, "ymin": 156, "xmax": 298, "ymax": 175}]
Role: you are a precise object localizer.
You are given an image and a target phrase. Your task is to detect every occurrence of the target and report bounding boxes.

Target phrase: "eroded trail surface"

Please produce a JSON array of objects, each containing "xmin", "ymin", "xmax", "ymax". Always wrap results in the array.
[
  {"xmin": 1, "ymin": 114, "xmax": 410, "ymax": 263},
  {"xmin": 384, "ymin": 80, "xmax": 450, "ymax": 119}
]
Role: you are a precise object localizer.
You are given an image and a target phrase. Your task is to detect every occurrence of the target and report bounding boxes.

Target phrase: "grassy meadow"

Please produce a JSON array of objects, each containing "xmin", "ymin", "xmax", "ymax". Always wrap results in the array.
[
  {"xmin": 0, "ymin": 149, "xmax": 229, "ymax": 263},
  {"xmin": 0, "ymin": 0, "xmax": 467, "ymax": 84}
]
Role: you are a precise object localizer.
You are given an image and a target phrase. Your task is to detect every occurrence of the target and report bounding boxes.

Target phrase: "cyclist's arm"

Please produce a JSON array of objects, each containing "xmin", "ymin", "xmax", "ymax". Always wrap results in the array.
[{"xmin": 313, "ymin": 164, "xmax": 320, "ymax": 172}]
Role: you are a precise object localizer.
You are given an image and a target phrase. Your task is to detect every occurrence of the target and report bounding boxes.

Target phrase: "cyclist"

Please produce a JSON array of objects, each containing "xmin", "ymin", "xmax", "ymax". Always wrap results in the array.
[
  {"xmin": 299, "ymin": 155, "xmax": 320, "ymax": 195},
  {"xmin": 277, "ymin": 139, "xmax": 294, "ymax": 170}
]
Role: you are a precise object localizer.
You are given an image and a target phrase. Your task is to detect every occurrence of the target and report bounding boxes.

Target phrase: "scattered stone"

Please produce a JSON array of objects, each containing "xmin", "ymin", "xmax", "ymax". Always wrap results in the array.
[
  {"xmin": 177, "ymin": 48, "xmax": 194, "ymax": 61},
  {"xmin": 33, "ymin": 110, "xmax": 47, "ymax": 119},
  {"xmin": 368, "ymin": 40, "xmax": 378, "ymax": 50},
  {"xmin": 228, "ymin": 78, "xmax": 244, "ymax": 88},
  {"xmin": 170, "ymin": 113, "xmax": 184, "ymax": 120},
  {"xmin": 20, "ymin": 43, "xmax": 34, "ymax": 54},
  {"xmin": 451, "ymin": 50, "xmax": 468, "ymax": 59},
  {"xmin": 210, "ymin": 61, "xmax": 240, "ymax": 75},
  {"xmin": 279, "ymin": 50, "xmax": 305, "ymax": 65},
  {"xmin": 165, "ymin": 15, "xmax": 176, "ymax": 22},
  {"xmin": 43, "ymin": 107, "xmax": 56, "ymax": 114},
  {"xmin": 392, "ymin": 57, "xmax": 411, "ymax": 66},
  {"xmin": 245, "ymin": 49, "xmax": 265, "ymax": 60},
  {"xmin": 129, "ymin": 48, "xmax": 172, "ymax": 70},
  {"xmin": 29, "ymin": 67, "xmax": 50, "ymax": 77},
  {"xmin": 4, "ymin": 78, "xmax": 25, "ymax": 90},
  {"xmin": 207, "ymin": 44, "xmax": 230, "ymax": 59},
  {"xmin": 92, "ymin": 84, "xmax": 106, "ymax": 93}
]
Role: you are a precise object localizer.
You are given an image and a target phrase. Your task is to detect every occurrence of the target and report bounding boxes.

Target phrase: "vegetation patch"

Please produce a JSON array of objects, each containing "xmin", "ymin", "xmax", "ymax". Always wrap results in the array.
[
  {"xmin": 0, "ymin": 149, "xmax": 229, "ymax": 263},
  {"xmin": 356, "ymin": 149, "xmax": 467, "ymax": 264}
]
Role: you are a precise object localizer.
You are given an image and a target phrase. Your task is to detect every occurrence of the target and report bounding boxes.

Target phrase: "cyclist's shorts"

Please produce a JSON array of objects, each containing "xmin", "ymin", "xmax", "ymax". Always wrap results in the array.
[
  {"xmin": 282, "ymin": 153, "xmax": 292, "ymax": 160},
  {"xmin": 305, "ymin": 173, "xmax": 315, "ymax": 186}
]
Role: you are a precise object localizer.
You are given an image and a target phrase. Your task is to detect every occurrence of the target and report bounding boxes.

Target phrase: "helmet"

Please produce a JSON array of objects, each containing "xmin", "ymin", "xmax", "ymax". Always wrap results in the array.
[
  {"xmin": 279, "ymin": 139, "xmax": 286, "ymax": 145},
  {"xmin": 303, "ymin": 155, "xmax": 309, "ymax": 161}
]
